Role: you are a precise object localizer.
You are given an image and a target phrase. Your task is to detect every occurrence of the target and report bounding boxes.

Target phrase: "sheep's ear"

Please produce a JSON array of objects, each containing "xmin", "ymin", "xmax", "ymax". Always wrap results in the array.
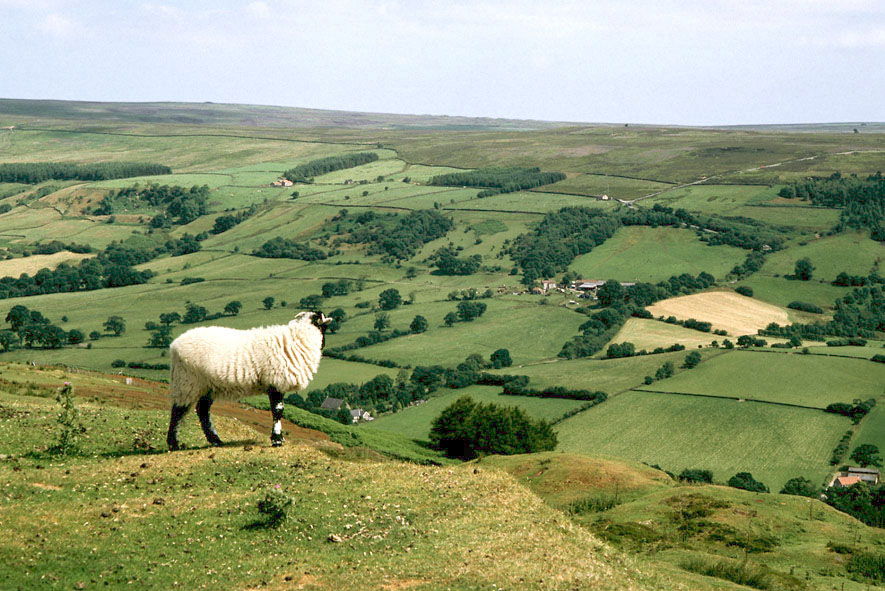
[{"xmin": 318, "ymin": 313, "xmax": 333, "ymax": 325}]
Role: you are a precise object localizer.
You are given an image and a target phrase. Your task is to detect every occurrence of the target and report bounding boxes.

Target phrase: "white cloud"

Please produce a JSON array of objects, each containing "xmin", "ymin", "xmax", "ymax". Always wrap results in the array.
[
  {"xmin": 247, "ymin": 1, "xmax": 271, "ymax": 18},
  {"xmin": 837, "ymin": 26, "xmax": 885, "ymax": 47},
  {"xmin": 37, "ymin": 12, "xmax": 75, "ymax": 36}
]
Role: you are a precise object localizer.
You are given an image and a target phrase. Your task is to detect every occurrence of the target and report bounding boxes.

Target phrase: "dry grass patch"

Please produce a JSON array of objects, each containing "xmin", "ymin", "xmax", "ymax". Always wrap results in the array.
[
  {"xmin": 0, "ymin": 251, "xmax": 93, "ymax": 276},
  {"xmin": 609, "ymin": 318, "xmax": 718, "ymax": 351},
  {"xmin": 647, "ymin": 291, "xmax": 788, "ymax": 336}
]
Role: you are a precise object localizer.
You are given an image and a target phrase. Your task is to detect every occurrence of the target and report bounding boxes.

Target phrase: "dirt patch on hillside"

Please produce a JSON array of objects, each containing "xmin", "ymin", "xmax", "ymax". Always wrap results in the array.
[
  {"xmin": 647, "ymin": 291, "xmax": 789, "ymax": 336},
  {"xmin": 0, "ymin": 252, "xmax": 93, "ymax": 276}
]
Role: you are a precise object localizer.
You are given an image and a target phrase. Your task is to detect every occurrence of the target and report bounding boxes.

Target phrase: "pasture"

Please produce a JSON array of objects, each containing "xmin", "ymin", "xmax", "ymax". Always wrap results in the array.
[
  {"xmin": 646, "ymin": 290, "xmax": 790, "ymax": 336},
  {"xmin": 555, "ymin": 390, "xmax": 849, "ymax": 490},
  {"xmin": 849, "ymin": 402, "xmax": 885, "ymax": 456},
  {"xmin": 762, "ymin": 231, "xmax": 885, "ymax": 281},
  {"xmin": 636, "ymin": 350, "xmax": 884, "ymax": 408},
  {"xmin": 568, "ymin": 226, "xmax": 745, "ymax": 283},
  {"xmin": 734, "ymin": 275, "xmax": 847, "ymax": 309}
]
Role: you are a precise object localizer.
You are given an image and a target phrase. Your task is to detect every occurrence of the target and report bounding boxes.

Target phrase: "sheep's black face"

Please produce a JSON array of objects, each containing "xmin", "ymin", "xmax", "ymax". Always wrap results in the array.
[{"xmin": 310, "ymin": 311, "xmax": 333, "ymax": 348}]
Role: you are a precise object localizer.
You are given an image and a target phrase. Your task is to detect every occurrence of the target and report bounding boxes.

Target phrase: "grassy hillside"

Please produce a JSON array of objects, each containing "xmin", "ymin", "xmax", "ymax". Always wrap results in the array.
[{"xmin": 0, "ymin": 388, "xmax": 666, "ymax": 591}]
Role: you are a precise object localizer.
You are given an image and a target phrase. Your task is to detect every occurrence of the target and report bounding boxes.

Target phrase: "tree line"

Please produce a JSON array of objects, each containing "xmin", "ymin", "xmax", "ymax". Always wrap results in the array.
[
  {"xmin": 508, "ymin": 204, "xmax": 783, "ymax": 284},
  {"xmin": 428, "ymin": 166, "xmax": 566, "ymax": 197},
  {"xmin": 778, "ymin": 172, "xmax": 885, "ymax": 240},
  {"xmin": 0, "ymin": 162, "xmax": 170, "ymax": 184},
  {"xmin": 761, "ymin": 285, "xmax": 885, "ymax": 340},
  {"xmin": 282, "ymin": 152, "xmax": 379, "ymax": 183}
]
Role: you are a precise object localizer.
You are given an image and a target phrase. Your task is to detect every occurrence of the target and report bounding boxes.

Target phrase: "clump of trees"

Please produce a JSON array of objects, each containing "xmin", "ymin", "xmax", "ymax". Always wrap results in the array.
[
  {"xmin": 429, "ymin": 395, "xmax": 557, "ymax": 459},
  {"xmin": 428, "ymin": 166, "xmax": 566, "ymax": 198},
  {"xmin": 0, "ymin": 162, "xmax": 170, "ymax": 184},
  {"xmin": 283, "ymin": 152, "xmax": 379, "ymax": 183},
  {"xmin": 251, "ymin": 237, "xmax": 329, "ymax": 261},
  {"xmin": 94, "ymin": 184, "xmax": 209, "ymax": 226},
  {"xmin": 428, "ymin": 246, "xmax": 482, "ymax": 275},
  {"xmin": 335, "ymin": 209, "xmax": 454, "ymax": 262},
  {"xmin": 787, "ymin": 301, "xmax": 823, "ymax": 314},
  {"xmin": 762, "ymin": 285, "xmax": 885, "ymax": 341},
  {"xmin": 211, "ymin": 204, "xmax": 258, "ymax": 234},
  {"xmin": 727, "ymin": 472, "xmax": 769, "ymax": 493}
]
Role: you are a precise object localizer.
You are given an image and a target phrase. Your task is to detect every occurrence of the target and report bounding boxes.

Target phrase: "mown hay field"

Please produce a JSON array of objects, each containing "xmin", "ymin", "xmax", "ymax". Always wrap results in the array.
[
  {"xmin": 636, "ymin": 350, "xmax": 884, "ymax": 407},
  {"xmin": 555, "ymin": 390, "xmax": 849, "ymax": 490},
  {"xmin": 608, "ymin": 318, "xmax": 718, "ymax": 351},
  {"xmin": 646, "ymin": 291, "xmax": 789, "ymax": 336}
]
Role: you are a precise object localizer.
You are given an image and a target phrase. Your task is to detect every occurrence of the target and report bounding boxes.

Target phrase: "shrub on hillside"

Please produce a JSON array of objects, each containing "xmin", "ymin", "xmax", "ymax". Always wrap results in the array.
[
  {"xmin": 787, "ymin": 301, "xmax": 823, "ymax": 314},
  {"xmin": 678, "ymin": 468, "xmax": 713, "ymax": 484},
  {"xmin": 429, "ymin": 395, "xmax": 557, "ymax": 460},
  {"xmin": 727, "ymin": 472, "xmax": 769, "ymax": 493},
  {"xmin": 735, "ymin": 286, "xmax": 753, "ymax": 297}
]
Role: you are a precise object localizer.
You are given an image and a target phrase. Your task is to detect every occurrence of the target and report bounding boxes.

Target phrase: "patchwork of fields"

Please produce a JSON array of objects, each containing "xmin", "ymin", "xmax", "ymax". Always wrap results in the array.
[{"xmin": 0, "ymin": 105, "xmax": 882, "ymax": 509}]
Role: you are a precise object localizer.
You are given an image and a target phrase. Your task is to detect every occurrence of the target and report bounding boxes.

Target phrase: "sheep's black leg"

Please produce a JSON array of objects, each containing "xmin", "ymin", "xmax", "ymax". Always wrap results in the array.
[
  {"xmin": 196, "ymin": 393, "xmax": 223, "ymax": 447},
  {"xmin": 167, "ymin": 404, "xmax": 189, "ymax": 451},
  {"xmin": 268, "ymin": 386, "xmax": 284, "ymax": 447}
]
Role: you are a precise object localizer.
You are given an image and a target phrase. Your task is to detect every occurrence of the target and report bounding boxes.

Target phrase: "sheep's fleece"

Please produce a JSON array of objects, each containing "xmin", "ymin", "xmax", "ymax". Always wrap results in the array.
[{"xmin": 169, "ymin": 311, "xmax": 325, "ymax": 406}]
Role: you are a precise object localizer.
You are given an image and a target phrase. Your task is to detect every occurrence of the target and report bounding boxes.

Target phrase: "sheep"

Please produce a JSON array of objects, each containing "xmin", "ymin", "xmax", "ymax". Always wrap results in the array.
[{"xmin": 166, "ymin": 310, "xmax": 332, "ymax": 451}]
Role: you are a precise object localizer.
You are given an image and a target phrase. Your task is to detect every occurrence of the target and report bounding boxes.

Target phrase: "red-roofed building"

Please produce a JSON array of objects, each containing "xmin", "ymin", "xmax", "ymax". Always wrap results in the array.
[{"xmin": 833, "ymin": 476, "xmax": 861, "ymax": 488}]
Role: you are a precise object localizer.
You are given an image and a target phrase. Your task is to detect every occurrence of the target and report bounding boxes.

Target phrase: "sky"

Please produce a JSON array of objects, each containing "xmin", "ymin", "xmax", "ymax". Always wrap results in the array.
[{"xmin": 0, "ymin": 0, "xmax": 883, "ymax": 125}]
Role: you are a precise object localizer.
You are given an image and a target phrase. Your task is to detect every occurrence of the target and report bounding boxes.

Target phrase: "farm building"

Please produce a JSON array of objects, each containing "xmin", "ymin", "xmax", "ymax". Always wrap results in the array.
[
  {"xmin": 846, "ymin": 466, "xmax": 880, "ymax": 485},
  {"xmin": 350, "ymin": 409, "xmax": 373, "ymax": 423},
  {"xmin": 320, "ymin": 397, "xmax": 346, "ymax": 411},
  {"xmin": 832, "ymin": 476, "xmax": 862, "ymax": 488}
]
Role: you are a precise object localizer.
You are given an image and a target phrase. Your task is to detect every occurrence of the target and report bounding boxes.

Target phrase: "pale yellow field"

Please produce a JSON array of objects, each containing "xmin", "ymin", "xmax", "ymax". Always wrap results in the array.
[
  {"xmin": 0, "ymin": 251, "xmax": 93, "ymax": 276},
  {"xmin": 607, "ymin": 317, "xmax": 718, "ymax": 352},
  {"xmin": 646, "ymin": 291, "xmax": 789, "ymax": 336}
]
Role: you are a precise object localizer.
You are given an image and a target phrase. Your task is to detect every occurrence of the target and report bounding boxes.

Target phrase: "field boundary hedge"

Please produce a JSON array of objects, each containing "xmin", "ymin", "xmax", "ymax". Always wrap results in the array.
[{"xmin": 633, "ymin": 388, "xmax": 830, "ymax": 411}]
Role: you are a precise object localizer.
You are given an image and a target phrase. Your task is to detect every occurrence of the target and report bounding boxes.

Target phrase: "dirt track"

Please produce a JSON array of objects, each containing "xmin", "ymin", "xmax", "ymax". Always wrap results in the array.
[{"xmin": 30, "ymin": 370, "xmax": 332, "ymax": 445}]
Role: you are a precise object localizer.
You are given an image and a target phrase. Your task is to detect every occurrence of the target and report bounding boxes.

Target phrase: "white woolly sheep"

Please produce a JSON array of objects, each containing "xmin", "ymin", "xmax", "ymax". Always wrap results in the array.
[{"xmin": 166, "ymin": 310, "xmax": 332, "ymax": 451}]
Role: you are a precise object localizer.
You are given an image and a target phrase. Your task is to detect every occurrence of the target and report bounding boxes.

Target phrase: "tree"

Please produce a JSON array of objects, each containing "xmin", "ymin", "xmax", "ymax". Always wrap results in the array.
[
  {"xmin": 597, "ymin": 280, "xmax": 626, "ymax": 307},
  {"xmin": 490, "ymin": 348, "xmax": 512, "ymax": 368},
  {"xmin": 780, "ymin": 477, "xmax": 818, "ymax": 497},
  {"xmin": 655, "ymin": 362, "xmax": 674, "ymax": 381},
  {"xmin": 89, "ymin": 330, "xmax": 102, "ymax": 341},
  {"xmin": 727, "ymin": 472, "xmax": 769, "ymax": 493},
  {"xmin": 147, "ymin": 325, "xmax": 173, "ymax": 348},
  {"xmin": 374, "ymin": 312, "xmax": 390, "ymax": 332},
  {"xmin": 850, "ymin": 444, "xmax": 882, "ymax": 468},
  {"xmin": 182, "ymin": 303, "xmax": 207, "ymax": 324},
  {"xmin": 682, "ymin": 351, "xmax": 702, "ymax": 368},
  {"xmin": 410, "ymin": 315, "xmax": 428, "ymax": 334},
  {"xmin": 5, "ymin": 305, "xmax": 31, "ymax": 331},
  {"xmin": 0, "ymin": 330, "xmax": 19, "ymax": 351},
  {"xmin": 378, "ymin": 288, "xmax": 402, "ymax": 310},
  {"xmin": 443, "ymin": 312, "xmax": 458, "ymax": 327},
  {"xmin": 263, "ymin": 296, "xmax": 275, "ymax": 310},
  {"xmin": 103, "ymin": 316, "xmax": 126, "ymax": 336},
  {"xmin": 794, "ymin": 257, "xmax": 814, "ymax": 281},
  {"xmin": 159, "ymin": 312, "xmax": 181, "ymax": 326},
  {"xmin": 66, "ymin": 329, "xmax": 85, "ymax": 345},
  {"xmin": 456, "ymin": 301, "xmax": 487, "ymax": 322},
  {"xmin": 429, "ymin": 396, "xmax": 557, "ymax": 460},
  {"xmin": 224, "ymin": 301, "xmax": 242, "ymax": 316}
]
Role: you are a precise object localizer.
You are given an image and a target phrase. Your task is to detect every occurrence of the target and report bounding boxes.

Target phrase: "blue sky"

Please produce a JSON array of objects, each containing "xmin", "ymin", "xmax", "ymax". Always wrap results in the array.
[{"xmin": 1, "ymin": 0, "xmax": 883, "ymax": 125}]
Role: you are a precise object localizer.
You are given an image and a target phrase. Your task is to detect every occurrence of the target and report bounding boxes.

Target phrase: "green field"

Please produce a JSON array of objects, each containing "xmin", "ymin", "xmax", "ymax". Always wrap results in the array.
[
  {"xmin": 493, "ymin": 349, "xmax": 721, "ymax": 394},
  {"xmin": 541, "ymin": 174, "xmax": 672, "ymax": 200},
  {"xmin": 735, "ymin": 275, "xmax": 848, "ymax": 309},
  {"xmin": 568, "ymin": 226, "xmax": 745, "ymax": 282},
  {"xmin": 366, "ymin": 385, "xmax": 587, "ymax": 440},
  {"xmin": 636, "ymin": 350, "xmax": 884, "ymax": 407},
  {"xmin": 556, "ymin": 390, "xmax": 849, "ymax": 490},
  {"xmin": 644, "ymin": 184, "xmax": 773, "ymax": 214},
  {"xmin": 762, "ymin": 231, "xmax": 885, "ymax": 281},
  {"xmin": 850, "ymin": 402, "xmax": 885, "ymax": 455}
]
